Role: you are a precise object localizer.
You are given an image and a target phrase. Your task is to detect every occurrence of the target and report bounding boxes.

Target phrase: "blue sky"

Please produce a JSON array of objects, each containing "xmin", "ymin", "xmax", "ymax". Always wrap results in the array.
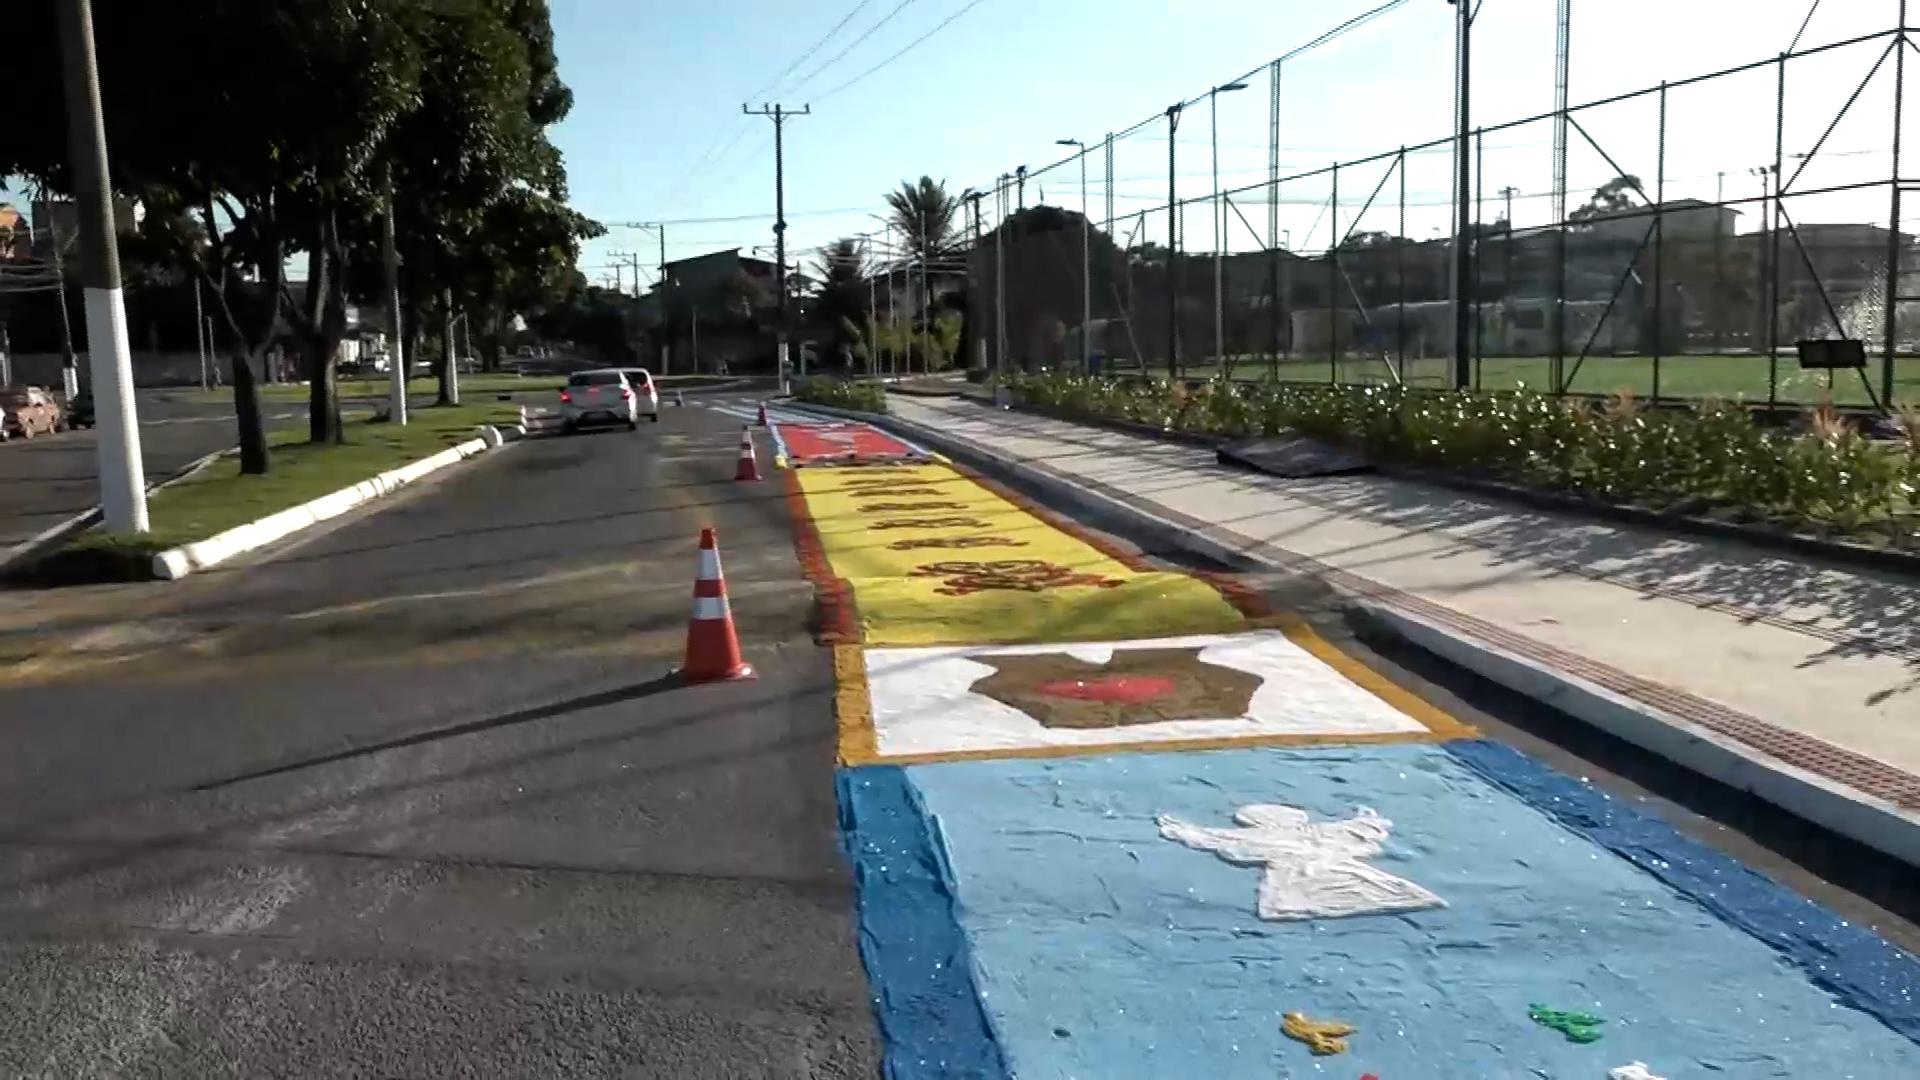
[
  {"xmin": 552, "ymin": 0, "xmax": 1916, "ymax": 292},
  {"xmin": 7, "ymin": 2, "xmax": 1908, "ymax": 289}
]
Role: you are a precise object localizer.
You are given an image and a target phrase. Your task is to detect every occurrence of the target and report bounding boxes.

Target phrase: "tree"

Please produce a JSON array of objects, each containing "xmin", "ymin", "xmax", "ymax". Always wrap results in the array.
[
  {"xmin": 4, "ymin": 0, "xmax": 594, "ymax": 464},
  {"xmin": 1569, "ymin": 175, "xmax": 1644, "ymax": 223},
  {"xmin": 810, "ymin": 237, "xmax": 869, "ymax": 356},
  {"xmin": 884, "ymin": 177, "xmax": 960, "ymax": 261}
]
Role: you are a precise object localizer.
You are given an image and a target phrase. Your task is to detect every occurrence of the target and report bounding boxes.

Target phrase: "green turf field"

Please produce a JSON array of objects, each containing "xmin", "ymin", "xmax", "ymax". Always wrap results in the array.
[{"xmin": 1123, "ymin": 353, "xmax": 1917, "ymax": 406}]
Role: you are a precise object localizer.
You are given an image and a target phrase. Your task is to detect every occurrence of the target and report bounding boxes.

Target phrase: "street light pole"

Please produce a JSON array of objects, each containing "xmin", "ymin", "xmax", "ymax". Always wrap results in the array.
[
  {"xmin": 55, "ymin": 0, "xmax": 147, "ymax": 533},
  {"xmin": 1211, "ymin": 82, "xmax": 1248, "ymax": 372},
  {"xmin": 1056, "ymin": 139, "xmax": 1090, "ymax": 371}
]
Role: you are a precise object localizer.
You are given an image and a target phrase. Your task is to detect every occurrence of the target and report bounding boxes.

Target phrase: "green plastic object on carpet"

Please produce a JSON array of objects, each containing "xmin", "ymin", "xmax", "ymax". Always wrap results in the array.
[{"xmin": 1528, "ymin": 1003, "xmax": 1606, "ymax": 1043}]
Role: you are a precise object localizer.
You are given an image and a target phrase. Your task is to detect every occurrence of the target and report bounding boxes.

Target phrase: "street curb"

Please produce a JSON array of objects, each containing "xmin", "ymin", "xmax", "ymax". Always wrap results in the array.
[
  {"xmin": 834, "ymin": 398, "xmax": 1920, "ymax": 870},
  {"xmin": 151, "ymin": 431, "xmax": 499, "ymax": 581},
  {"xmin": 0, "ymin": 444, "xmax": 233, "ymax": 578},
  {"xmin": 1354, "ymin": 601, "xmax": 1920, "ymax": 868}
]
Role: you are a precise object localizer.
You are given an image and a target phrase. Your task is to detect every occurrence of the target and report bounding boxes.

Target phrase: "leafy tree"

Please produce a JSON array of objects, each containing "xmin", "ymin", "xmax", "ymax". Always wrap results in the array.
[
  {"xmin": 4, "ymin": 0, "xmax": 592, "ymax": 464},
  {"xmin": 1570, "ymin": 175, "xmax": 1645, "ymax": 223}
]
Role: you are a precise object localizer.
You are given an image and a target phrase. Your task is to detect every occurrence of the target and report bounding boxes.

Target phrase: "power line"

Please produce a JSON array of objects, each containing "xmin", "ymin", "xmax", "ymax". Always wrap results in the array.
[
  {"xmin": 816, "ymin": 0, "xmax": 990, "ymax": 101},
  {"xmin": 1788, "ymin": 0, "xmax": 1823, "ymax": 53},
  {"xmin": 789, "ymin": 0, "xmax": 919, "ymax": 91},
  {"xmin": 744, "ymin": 0, "xmax": 873, "ymax": 102}
]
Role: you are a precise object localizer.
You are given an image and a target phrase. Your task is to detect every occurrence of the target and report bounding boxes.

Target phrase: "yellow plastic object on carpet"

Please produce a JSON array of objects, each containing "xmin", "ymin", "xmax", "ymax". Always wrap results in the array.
[{"xmin": 796, "ymin": 464, "xmax": 1245, "ymax": 646}]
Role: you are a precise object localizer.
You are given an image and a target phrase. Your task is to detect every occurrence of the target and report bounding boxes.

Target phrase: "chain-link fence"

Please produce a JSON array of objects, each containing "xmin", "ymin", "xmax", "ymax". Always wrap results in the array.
[{"xmin": 966, "ymin": 17, "xmax": 1920, "ymax": 408}]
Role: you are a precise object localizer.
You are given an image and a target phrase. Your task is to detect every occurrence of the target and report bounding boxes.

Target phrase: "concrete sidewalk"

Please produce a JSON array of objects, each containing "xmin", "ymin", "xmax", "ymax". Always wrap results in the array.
[{"xmin": 887, "ymin": 395, "xmax": 1920, "ymax": 852}]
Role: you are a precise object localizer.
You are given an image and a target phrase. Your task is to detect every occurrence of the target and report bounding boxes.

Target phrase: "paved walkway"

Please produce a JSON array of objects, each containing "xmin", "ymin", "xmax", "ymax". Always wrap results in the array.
[{"xmin": 890, "ymin": 396, "xmax": 1920, "ymax": 800}]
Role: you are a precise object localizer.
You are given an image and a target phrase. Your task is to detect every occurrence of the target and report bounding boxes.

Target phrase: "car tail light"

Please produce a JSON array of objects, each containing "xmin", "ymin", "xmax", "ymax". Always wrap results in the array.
[
  {"xmin": 620, "ymin": 387, "xmax": 634, "ymax": 400},
  {"xmin": 560, "ymin": 390, "xmax": 572, "ymax": 403}
]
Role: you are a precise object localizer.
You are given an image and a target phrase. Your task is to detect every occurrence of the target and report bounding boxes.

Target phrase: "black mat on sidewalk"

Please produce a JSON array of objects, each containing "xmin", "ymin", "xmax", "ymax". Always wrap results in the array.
[{"xmin": 1217, "ymin": 435, "xmax": 1374, "ymax": 478}]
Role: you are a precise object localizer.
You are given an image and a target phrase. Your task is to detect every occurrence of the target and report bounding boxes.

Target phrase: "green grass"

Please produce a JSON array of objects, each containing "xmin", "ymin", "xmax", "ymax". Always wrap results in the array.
[
  {"xmin": 1119, "ymin": 353, "xmax": 1920, "ymax": 407},
  {"xmin": 21, "ymin": 402, "xmax": 517, "ymax": 584},
  {"xmin": 139, "ymin": 401, "xmax": 518, "ymax": 546}
]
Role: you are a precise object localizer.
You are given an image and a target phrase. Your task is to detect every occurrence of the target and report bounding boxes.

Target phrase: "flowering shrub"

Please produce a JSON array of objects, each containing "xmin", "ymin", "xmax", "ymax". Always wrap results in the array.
[{"xmin": 1002, "ymin": 374, "xmax": 1919, "ymax": 543}]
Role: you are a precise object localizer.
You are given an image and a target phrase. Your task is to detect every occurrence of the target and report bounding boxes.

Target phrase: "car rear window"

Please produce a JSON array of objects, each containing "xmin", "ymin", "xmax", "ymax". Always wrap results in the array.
[{"xmin": 568, "ymin": 372, "xmax": 625, "ymax": 387}]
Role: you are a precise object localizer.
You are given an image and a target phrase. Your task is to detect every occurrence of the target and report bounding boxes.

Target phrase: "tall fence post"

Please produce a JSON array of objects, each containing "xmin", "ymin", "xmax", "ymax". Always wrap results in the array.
[
  {"xmin": 1329, "ymin": 161, "xmax": 1340, "ymax": 385},
  {"xmin": 1769, "ymin": 53, "xmax": 1786, "ymax": 409},
  {"xmin": 1474, "ymin": 127, "xmax": 1485, "ymax": 390},
  {"xmin": 1269, "ymin": 59, "xmax": 1283, "ymax": 380},
  {"xmin": 1653, "ymin": 81, "xmax": 1667, "ymax": 403},
  {"xmin": 1397, "ymin": 147, "xmax": 1408, "ymax": 384},
  {"xmin": 1884, "ymin": 2, "xmax": 1908, "ymax": 406}
]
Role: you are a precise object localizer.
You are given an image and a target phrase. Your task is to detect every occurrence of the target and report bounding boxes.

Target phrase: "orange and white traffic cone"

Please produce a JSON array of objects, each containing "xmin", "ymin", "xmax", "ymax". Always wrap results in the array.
[
  {"xmin": 756, "ymin": 401, "xmax": 769, "ymax": 426},
  {"xmin": 734, "ymin": 426, "xmax": 760, "ymax": 481},
  {"xmin": 682, "ymin": 527, "xmax": 753, "ymax": 683}
]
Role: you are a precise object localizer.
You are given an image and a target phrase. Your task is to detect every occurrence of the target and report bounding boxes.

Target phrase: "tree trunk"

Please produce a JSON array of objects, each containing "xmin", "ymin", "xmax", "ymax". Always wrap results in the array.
[
  {"xmin": 230, "ymin": 345, "xmax": 269, "ymax": 474},
  {"xmin": 435, "ymin": 292, "xmax": 454, "ymax": 407}
]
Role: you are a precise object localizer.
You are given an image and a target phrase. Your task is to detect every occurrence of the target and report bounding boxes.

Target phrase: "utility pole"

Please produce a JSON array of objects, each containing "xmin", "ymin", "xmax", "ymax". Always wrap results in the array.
[
  {"xmin": 42, "ymin": 197, "xmax": 81, "ymax": 400},
  {"xmin": 1498, "ymin": 185, "xmax": 1517, "ymax": 226},
  {"xmin": 1448, "ymin": 0, "xmax": 1475, "ymax": 390},
  {"xmin": 743, "ymin": 103, "xmax": 809, "ymax": 386},
  {"xmin": 380, "ymin": 166, "xmax": 408, "ymax": 426},
  {"xmin": 1166, "ymin": 103, "xmax": 1184, "ymax": 378},
  {"xmin": 55, "ymin": 0, "xmax": 146, "ymax": 532}
]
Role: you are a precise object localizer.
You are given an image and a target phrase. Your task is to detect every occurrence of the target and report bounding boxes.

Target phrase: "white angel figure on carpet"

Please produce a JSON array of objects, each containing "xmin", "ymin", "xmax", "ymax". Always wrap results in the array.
[{"xmin": 1156, "ymin": 803, "xmax": 1445, "ymax": 921}]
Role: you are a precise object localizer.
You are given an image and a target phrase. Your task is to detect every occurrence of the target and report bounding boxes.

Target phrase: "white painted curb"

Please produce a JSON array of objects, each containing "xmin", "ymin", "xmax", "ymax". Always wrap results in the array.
[
  {"xmin": 853, "ymin": 396, "xmax": 1920, "ymax": 869},
  {"xmin": 151, "ymin": 435, "xmax": 494, "ymax": 580}
]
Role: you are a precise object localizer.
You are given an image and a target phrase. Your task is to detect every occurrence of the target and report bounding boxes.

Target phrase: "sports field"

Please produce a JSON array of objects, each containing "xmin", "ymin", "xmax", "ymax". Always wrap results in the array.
[{"xmin": 1130, "ymin": 352, "xmax": 1918, "ymax": 405}]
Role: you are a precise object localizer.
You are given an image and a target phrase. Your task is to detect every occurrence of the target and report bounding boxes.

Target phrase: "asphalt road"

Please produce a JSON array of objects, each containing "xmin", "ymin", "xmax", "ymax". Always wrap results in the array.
[{"xmin": 0, "ymin": 402, "xmax": 877, "ymax": 1077}]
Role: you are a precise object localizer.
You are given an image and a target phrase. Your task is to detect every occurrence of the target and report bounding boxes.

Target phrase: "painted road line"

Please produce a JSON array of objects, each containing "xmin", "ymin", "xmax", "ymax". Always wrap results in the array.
[
  {"xmin": 833, "ymin": 628, "xmax": 1476, "ymax": 765},
  {"xmin": 795, "ymin": 462, "xmax": 1245, "ymax": 646},
  {"xmin": 844, "ymin": 743, "xmax": 1920, "ymax": 1079}
]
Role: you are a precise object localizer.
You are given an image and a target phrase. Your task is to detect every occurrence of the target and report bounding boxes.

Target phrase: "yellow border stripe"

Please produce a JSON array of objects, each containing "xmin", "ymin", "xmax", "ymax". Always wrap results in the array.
[{"xmin": 1269, "ymin": 611, "xmax": 1479, "ymax": 742}]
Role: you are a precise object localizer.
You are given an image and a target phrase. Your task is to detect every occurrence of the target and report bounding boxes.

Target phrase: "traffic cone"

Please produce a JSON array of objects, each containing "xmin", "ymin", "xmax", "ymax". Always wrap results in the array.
[
  {"xmin": 756, "ymin": 401, "xmax": 769, "ymax": 426},
  {"xmin": 682, "ymin": 527, "xmax": 753, "ymax": 682},
  {"xmin": 734, "ymin": 426, "xmax": 760, "ymax": 481}
]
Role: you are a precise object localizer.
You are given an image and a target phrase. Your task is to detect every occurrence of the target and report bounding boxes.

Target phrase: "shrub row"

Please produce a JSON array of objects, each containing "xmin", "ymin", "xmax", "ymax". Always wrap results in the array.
[
  {"xmin": 1003, "ymin": 374, "xmax": 1920, "ymax": 543},
  {"xmin": 793, "ymin": 376, "xmax": 888, "ymax": 414}
]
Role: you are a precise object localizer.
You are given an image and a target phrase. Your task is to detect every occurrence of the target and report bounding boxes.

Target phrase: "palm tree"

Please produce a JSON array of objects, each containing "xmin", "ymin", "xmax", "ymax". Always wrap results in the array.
[
  {"xmin": 884, "ymin": 177, "xmax": 959, "ymax": 261},
  {"xmin": 811, "ymin": 237, "xmax": 872, "ymax": 365}
]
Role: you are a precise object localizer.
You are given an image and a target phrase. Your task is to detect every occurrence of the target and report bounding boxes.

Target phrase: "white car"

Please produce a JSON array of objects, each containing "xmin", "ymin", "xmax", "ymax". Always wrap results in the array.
[
  {"xmin": 560, "ymin": 369, "xmax": 641, "ymax": 432},
  {"xmin": 617, "ymin": 368, "xmax": 661, "ymax": 422}
]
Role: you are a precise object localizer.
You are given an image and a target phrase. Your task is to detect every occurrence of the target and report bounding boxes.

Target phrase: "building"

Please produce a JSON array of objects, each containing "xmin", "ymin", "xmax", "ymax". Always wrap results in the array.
[
  {"xmin": 646, "ymin": 248, "xmax": 783, "ymax": 373},
  {"xmin": 0, "ymin": 205, "xmax": 26, "ymax": 260},
  {"xmin": 29, "ymin": 197, "xmax": 138, "ymax": 256}
]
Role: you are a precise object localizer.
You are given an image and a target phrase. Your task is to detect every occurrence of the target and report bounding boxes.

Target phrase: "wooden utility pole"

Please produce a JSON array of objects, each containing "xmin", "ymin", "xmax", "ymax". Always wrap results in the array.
[{"xmin": 743, "ymin": 103, "xmax": 810, "ymax": 382}]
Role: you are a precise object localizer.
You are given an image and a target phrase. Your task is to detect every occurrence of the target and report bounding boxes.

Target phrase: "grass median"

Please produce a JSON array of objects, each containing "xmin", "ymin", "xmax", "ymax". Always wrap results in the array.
[{"xmin": 35, "ymin": 402, "xmax": 519, "ymax": 582}]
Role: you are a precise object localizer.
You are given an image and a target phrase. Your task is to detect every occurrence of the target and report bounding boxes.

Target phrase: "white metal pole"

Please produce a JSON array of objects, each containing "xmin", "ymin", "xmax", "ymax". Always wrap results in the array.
[
  {"xmin": 193, "ymin": 275, "xmax": 208, "ymax": 390},
  {"xmin": 381, "ymin": 170, "xmax": 407, "ymax": 425},
  {"xmin": 56, "ymin": 0, "xmax": 146, "ymax": 532}
]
